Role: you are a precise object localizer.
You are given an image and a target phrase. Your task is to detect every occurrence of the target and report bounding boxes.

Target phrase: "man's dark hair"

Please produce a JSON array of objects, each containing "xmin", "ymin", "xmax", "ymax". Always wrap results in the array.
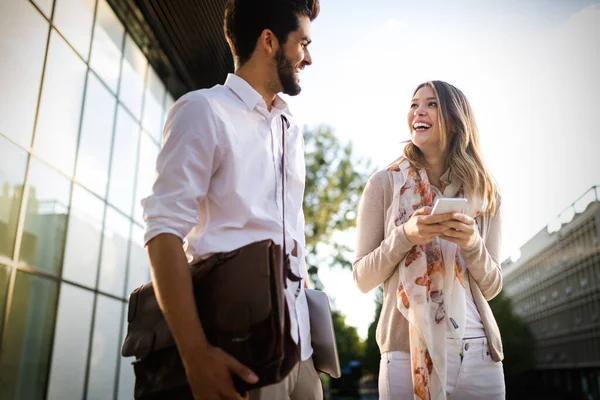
[{"xmin": 224, "ymin": 0, "xmax": 320, "ymax": 66}]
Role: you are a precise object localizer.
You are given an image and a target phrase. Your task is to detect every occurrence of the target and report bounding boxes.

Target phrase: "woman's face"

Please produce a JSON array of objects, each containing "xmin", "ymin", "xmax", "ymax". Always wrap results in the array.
[{"xmin": 407, "ymin": 85, "xmax": 441, "ymax": 152}]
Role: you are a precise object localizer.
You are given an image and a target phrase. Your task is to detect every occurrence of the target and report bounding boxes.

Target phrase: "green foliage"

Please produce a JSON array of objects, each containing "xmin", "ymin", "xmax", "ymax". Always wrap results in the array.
[
  {"xmin": 301, "ymin": 124, "xmax": 372, "ymax": 372},
  {"xmin": 361, "ymin": 286, "xmax": 383, "ymax": 376},
  {"xmin": 332, "ymin": 310, "xmax": 365, "ymax": 368},
  {"xmin": 489, "ymin": 291, "xmax": 535, "ymax": 376},
  {"xmin": 302, "ymin": 125, "xmax": 371, "ymax": 288}
]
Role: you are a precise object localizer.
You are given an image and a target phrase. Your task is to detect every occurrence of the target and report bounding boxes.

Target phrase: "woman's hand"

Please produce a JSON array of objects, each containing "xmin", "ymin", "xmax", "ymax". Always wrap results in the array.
[
  {"xmin": 403, "ymin": 207, "xmax": 454, "ymax": 245},
  {"xmin": 440, "ymin": 213, "xmax": 479, "ymax": 249}
]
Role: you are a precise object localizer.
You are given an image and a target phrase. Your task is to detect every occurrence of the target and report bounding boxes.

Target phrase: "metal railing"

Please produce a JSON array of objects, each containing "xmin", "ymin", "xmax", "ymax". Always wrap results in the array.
[{"xmin": 547, "ymin": 185, "xmax": 600, "ymax": 234}]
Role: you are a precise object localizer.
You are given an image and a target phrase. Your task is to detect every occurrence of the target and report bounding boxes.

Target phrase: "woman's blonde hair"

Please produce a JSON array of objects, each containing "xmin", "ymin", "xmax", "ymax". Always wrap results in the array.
[{"xmin": 403, "ymin": 80, "xmax": 497, "ymax": 214}]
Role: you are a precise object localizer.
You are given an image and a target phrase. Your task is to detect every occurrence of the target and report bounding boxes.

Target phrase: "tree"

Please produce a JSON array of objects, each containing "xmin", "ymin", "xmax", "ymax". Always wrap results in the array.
[
  {"xmin": 302, "ymin": 125, "xmax": 371, "ymax": 288},
  {"xmin": 361, "ymin": 286, "xmax": 383, "ymax": 376},
  {"xmin": 332, "ymin": 310, "xmax": 365, "ymax": 368},
  {"xmin": 302, "ymin": 125, "xmax": 372, "ymax": 384},
  {"xmin": 488, "ymin": 291, "xmax": 535, "ymax": 376}
]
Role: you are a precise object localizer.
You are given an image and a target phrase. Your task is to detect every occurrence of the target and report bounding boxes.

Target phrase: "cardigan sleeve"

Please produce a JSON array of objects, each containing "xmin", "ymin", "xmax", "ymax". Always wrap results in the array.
[
  {"xmin": 462, "ymin": 194, "xmax": 503, "ymax": 300},
  {"xmin": 353, "ymin": 171, "xmax": 414, "ymax": 293}
]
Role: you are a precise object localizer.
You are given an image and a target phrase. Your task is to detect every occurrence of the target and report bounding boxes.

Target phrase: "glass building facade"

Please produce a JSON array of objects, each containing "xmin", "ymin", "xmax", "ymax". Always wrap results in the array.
[{"xmin": 0, "ymin": 0, "xmax": 176, "ymax": 398}]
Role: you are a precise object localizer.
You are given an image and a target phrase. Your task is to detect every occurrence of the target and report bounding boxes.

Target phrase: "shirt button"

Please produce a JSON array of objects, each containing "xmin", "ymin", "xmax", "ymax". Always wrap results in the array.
[{"xmin": 465, "ymin": 343, "xmax": 470, "ymax": 351}]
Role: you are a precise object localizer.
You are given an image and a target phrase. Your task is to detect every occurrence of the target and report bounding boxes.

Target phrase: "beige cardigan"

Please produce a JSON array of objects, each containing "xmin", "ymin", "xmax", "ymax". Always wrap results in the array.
[{"xmin": 352, "ymin": 168, "xmax": 504, "ymax": 362}]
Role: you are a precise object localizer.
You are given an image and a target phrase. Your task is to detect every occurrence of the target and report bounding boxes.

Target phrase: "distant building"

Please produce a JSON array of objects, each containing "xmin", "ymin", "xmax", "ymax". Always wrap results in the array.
[{"xmin": 503, "ymin": 186, "xmax": 600, "ymax": 397}]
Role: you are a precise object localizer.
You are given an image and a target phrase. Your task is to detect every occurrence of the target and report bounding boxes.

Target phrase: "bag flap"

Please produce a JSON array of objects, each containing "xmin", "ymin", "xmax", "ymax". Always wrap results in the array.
[{"xmin": 196, "ymin": 240, "xmax": 274, "ymax": 333}]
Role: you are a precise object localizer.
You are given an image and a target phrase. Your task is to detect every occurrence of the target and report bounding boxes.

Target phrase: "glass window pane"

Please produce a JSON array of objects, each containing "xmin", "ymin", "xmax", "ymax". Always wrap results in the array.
[
  {"xmin": 162, "ymin": 93, "xmax": 175, "ymax": 140},
  {"xmin": 164, "ymin": 93, "xmax": 175, "ymax": 112},
  {"xmin": 0, "ymin": 264, "xmax": 11, "ymax": 333},
  {"xmin": 75, "ymin": 73, "xmax": 117, "ymax": 197},
  {"xmin": 34, "ymin": 30, "xmax": 87, "ymax": 177},
  {"xmin": 0, "ymin": 271, "xmax": 58, "ymax": 400},
  {"xmin": 90, "ymin": 0, "xmax": 124, "ymax": 93},
  {"xmin": 87, "ymin": 295, "xmax": 123, "ymax": 399},
  {"xmin": 46, "ymin": 283, "xmax": 94, "ymax": 400},
  {"xmin": 117, "ymin": 302, "xmax": 135, "ymax": 399},
  {"xmin": 107, "ymin": 106, "xmax": 139, "ymax": 215},
  {"xmin": 62, "ymin": 185, "xmax": 104, "ymax": 287},
  {"xmin": 53, "ymin": 0, "xmax": 96, "ymax": 60},
  {"xmin": 125, "ymin": 224, "xmax": 149, "ymax": 295},
  {"xmin": 141, "ymin": 68, "xmax": 165, "ymax": 142},
  {"xmin": 120, "ymin": 35, "xmax": 147, "ymax": 121},
  {"xmin": 19, "ymin": 158, "xmax": 71, "ymax": 275},
  {"xmin": 133, "ymin": 132, "xmax": 158, "ymax": 224},
  {"xmin": 0, "ymin": 1, "xmax": 49, "ymax": 148},
  {"xmin": 0, "ymin": 136, "xmax": 28, "ymax": 260},
  {"xmin": 99, "ymin": 207, "xmax": 129, "ymax": 297}
]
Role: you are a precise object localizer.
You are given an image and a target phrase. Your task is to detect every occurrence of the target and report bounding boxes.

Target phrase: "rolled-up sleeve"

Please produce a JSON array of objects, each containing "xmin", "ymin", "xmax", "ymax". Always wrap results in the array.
[{"xmin": 142, "ymin": 93, "xmax": 221, "ymax": 244}]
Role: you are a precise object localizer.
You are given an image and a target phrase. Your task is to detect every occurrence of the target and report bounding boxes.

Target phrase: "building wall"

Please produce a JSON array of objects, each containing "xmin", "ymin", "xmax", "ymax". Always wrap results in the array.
[
  {"xmin": 503, "ymin": 195, "xmax": 600, "ymax": 396},
  {"xmin": 0, "ymin": 0, "xmax": 175, "ymax": 398}
]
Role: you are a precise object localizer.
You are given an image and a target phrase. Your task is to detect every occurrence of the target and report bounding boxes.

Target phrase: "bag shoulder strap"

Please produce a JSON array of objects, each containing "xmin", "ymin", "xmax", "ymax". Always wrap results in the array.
[
  {"xmin": 280, "ymin": 115, "xmax": 301, "ymax": 284},
  {"xmin": 281, "ymin": 115, "xmax": 288, "ymax": 262}
]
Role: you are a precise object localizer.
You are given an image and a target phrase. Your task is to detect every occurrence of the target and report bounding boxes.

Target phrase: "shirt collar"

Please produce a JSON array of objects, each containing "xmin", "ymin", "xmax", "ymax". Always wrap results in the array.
[
  {"xmin": 224, "ymin": 73, "xmax": 292, "ymax": 116},
  {"xmin": 440, "ymin": 168, "xmax": 461, "ymax": 197},
  {"xmin": 440, "ymin": 168, "xmax": 452, "ymax": 186}
]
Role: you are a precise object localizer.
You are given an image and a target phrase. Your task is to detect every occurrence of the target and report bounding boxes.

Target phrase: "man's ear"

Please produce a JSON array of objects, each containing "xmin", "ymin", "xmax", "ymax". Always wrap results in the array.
[{"xmin": 258, "ymin": 29, "xmax": 279, "ymax": 55}]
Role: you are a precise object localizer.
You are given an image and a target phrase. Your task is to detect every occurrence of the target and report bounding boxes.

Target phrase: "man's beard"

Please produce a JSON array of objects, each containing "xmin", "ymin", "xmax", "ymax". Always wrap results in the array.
[{"xmin": 275, "ymin": 48, "xmax": 302, "ymax": 96}]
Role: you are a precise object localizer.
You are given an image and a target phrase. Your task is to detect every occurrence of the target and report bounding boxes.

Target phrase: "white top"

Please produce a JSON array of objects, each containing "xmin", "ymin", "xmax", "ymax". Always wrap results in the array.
[
  {"xmin": 444, "ymin": 275, "xmax": 486, "ymax": 339},
  {"xmin": 142, "ymin": 73, "xmax": 313, "ymax": 361},
  {"xmin": 463, "ymin": 275, "xmax": 486, "ymax": 338}
]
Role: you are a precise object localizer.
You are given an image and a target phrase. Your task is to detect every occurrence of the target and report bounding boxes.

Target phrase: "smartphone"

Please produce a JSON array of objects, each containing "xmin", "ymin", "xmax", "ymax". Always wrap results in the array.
[{"xmin": 431, "ymin": 198, "xmax": 468, "ymax": 215}]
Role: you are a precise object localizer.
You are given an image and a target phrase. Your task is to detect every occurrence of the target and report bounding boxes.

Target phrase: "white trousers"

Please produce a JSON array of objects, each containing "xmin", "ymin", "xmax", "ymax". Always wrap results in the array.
[{"xmin": 379, "ymin": 338, "xmax": 505, "ymax": 399}]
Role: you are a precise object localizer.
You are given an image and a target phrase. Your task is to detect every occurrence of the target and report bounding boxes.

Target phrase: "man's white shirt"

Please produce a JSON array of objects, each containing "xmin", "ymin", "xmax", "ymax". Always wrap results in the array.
[{"xmin": 142, "ymin": 73, "xmax": 312, "ymax": 360}]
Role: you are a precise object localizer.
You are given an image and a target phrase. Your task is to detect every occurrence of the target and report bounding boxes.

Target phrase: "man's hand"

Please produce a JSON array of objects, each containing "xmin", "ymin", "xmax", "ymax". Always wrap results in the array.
[
  {"xmin": 439, "ymin": 212, "xmax": 479, "ymax": 249},
  {"xmin": 402, "ymin": 206, "xmax": 453, "ymax": 245},
  {"xmin": 182, "ymin": 345, "xmax": 257, "ymax": 400}
]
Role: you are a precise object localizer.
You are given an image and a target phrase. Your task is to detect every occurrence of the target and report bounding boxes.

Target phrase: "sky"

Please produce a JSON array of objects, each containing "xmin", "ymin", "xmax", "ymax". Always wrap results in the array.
[{"xmin": 283, "ymin": 0, "xmax": 600, "ymax": 339}]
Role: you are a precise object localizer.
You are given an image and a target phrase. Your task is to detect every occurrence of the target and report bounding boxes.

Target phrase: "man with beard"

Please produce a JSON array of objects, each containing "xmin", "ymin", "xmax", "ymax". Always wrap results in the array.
[{"xmin": 141, "ymin": 0, "xmax": 321, "ymax": 399}]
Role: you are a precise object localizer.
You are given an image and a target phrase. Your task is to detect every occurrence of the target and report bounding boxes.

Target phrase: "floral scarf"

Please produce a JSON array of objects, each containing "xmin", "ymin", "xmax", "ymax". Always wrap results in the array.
[{"xmin": 389, "ymin": 159, "xmax": 476, "ymax": 400}]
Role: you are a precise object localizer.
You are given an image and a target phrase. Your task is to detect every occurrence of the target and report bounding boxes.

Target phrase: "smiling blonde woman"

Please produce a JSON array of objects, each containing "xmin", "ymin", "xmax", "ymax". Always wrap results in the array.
[{"xmin": 353, "ymin": 81, "xmax": 505, "ymax": 400}]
